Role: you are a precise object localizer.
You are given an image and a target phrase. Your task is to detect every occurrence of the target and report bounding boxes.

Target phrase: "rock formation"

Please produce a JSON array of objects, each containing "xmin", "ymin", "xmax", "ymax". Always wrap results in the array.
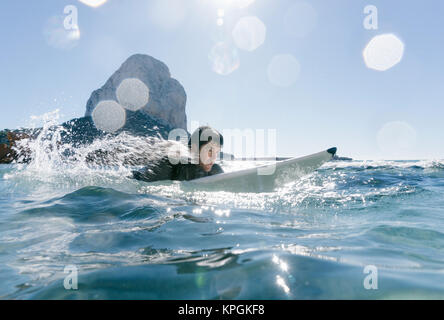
[
  {"xmin": 0, "ymin": 131, "xmax": 32, "ymax": 164},
  {"xmin": 85, "ymin": 54, "xmax": 187, "ymax": 130}
]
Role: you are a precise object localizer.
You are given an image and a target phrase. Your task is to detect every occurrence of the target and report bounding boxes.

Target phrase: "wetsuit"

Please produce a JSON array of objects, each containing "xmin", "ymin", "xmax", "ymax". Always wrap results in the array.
[{"xmin": 132, "ymin": 156, "xmax": 224, "ymax": 182}]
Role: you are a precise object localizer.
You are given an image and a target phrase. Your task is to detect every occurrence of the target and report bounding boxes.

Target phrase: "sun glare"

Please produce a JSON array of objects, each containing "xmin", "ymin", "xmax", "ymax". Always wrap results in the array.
[
  {"xmin": 212, "ymin": 0, "xmax": 255, "ymax": 9},
  {"xmin": 78, "ymin": 0, "xmax": 108, "ymax": 8}
]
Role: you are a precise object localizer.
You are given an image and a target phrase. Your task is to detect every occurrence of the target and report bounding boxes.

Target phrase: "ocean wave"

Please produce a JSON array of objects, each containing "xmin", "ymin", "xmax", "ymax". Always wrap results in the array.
[
  {"xmin": 323, "ymin": 159, "xmax": 444, "ymax": 171},
  {"xmin": 18, "ymin": 186, "xmax": 185, "ymax": 223},
  {"xmin": 366, "ymin": 225, "xmax": 444, "ymax": 248}
]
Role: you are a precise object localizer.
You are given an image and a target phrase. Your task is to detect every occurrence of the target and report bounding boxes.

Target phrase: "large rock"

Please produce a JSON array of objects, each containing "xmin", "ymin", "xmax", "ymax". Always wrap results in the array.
[
  {"xmin": 85, "ymin": 54, "xmax": 187, "ymax": 130},
  {"xmin": 0, "ymin": 131, "xmax": 32, "ymax": 164}
]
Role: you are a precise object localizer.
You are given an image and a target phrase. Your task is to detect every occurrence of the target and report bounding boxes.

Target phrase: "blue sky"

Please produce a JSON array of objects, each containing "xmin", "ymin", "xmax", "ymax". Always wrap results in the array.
[{"xmin": 1, "ymin": 0, "xmax": 444, "ymax": 160}]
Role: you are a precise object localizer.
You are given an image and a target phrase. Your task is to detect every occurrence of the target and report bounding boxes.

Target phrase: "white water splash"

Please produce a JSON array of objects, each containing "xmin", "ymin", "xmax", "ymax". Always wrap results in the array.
[{"xmin": 6, "ymin": 110, "xmax": 190, "ymax": 196}]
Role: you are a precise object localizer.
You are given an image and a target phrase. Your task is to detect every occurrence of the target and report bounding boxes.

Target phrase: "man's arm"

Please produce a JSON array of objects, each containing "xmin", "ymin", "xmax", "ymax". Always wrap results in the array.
[{"xmin": 132, "ymin": 157, "xmax": 174, "ymax": 182}]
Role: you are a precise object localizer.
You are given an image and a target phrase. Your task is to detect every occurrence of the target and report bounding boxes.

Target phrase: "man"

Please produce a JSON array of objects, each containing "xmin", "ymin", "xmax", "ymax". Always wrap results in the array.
[{"xmin": 132, "ymin": 126, "xmax": 224, "ymax": 182}]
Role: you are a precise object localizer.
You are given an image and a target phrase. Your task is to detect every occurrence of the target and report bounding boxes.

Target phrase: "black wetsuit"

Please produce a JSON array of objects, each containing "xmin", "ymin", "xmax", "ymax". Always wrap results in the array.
[{"xmin": 132, "ymin": 156, "xmax": 224, "ymax": 182}]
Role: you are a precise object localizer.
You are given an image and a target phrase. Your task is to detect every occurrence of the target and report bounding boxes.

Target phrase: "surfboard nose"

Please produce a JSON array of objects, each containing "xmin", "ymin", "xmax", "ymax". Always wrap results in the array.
[{"xmin": 327, "ymin": 147, "xmax": 337, "ymax": 156}]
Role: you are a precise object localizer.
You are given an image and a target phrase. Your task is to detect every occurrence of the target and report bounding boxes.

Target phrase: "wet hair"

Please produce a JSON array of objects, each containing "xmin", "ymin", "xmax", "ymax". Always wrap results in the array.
[{"xmin": 188, "ymin": 126, "xmax": 224, "ymax": 150}]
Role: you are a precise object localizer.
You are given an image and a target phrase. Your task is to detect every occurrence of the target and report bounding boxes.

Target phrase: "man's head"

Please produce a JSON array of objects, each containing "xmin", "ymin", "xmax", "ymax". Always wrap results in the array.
[{"xmin": 188, "ymin": 126, "xmax": 223, "ymax": 172}]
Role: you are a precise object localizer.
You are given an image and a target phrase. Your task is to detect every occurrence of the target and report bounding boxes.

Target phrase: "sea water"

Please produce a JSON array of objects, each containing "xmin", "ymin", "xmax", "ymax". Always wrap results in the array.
[{"xmin": 0, "ymin": 129, "xmax": 443, "ymax": 299}]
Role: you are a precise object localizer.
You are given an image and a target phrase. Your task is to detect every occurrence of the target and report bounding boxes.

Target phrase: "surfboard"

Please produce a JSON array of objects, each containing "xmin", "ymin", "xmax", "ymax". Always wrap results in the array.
[{"xmin": 187, "ymin": 147, "xmax": 337, "ymax": 192}]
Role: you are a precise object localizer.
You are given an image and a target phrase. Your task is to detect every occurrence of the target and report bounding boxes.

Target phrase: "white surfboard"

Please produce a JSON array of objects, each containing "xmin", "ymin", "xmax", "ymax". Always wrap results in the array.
[{"xmin": 187, "ymin": 147, "xmax": 337, "ymax": 192}]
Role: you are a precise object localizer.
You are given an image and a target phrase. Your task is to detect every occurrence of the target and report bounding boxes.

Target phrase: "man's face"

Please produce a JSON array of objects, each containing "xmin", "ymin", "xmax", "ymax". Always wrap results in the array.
[{"xmin": 199, "ymin": 142, "xmax": 221, "ymax": 172}]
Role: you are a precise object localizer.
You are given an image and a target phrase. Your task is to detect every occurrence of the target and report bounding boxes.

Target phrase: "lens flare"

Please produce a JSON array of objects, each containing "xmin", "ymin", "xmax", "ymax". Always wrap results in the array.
[
  {"xmin": 68, "ymin": 26, "xmax": 81, "ymax": 40},
  {"xmin": 92, "ymin": 101, "xmax": 126, "ymax": 133},
  {"xmin": 78, "ymin": 0, "xmax": 108, "ymax": 8},
  {"xmin": 208, "ymin": 42, "xmax": 240, "ymax": 75},
  {"xmin": 377, "ymin": 121, "xmax": 417, "ymax": 156},
  {"xmin": 216, "ymin": 8, "xmax": 225, "ymax": 26},
  {"xmin": 267, "ymin": 54, "xmax": 301, "ymax": 87},
  {"xmin": 232, "ymin": 16, "xmax": 266, "ymax": 52},
  {"xmin": 283, "ymin": 2, "xmax": 318, "ymax": 38},
  {"xmin": 147, "ymin": 0, "xmax": 187, "ymax": 30},
  {"xmin": 363, "ymin": 34, "xmax": 404, "ymax": 71},
  {"xmin": 213, "ymin": 0, "xmax": 255, "ymax": 9},
  {"xmin": 43, "ymin": 16, "xmax": 80, "ymax": 50},
  {"xmin": 237, "ymin": 0, "xmax": 255, "ymax": 9},
  {"xmin": 116, "ymin": 78, "xmax": 150, "ymax": 111}
]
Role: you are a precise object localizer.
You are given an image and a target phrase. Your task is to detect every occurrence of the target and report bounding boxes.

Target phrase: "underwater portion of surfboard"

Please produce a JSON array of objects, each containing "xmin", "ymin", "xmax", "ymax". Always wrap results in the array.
[{"xmin": 188, "ymin": 147, "xmax": 337, "ymax": 192}]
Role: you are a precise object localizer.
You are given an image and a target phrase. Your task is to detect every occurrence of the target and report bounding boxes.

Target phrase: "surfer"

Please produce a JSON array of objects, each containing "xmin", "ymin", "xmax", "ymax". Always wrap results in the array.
[{"xmin": 132, "ymin": 126, "xmax": 224, "ymax": 182}]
